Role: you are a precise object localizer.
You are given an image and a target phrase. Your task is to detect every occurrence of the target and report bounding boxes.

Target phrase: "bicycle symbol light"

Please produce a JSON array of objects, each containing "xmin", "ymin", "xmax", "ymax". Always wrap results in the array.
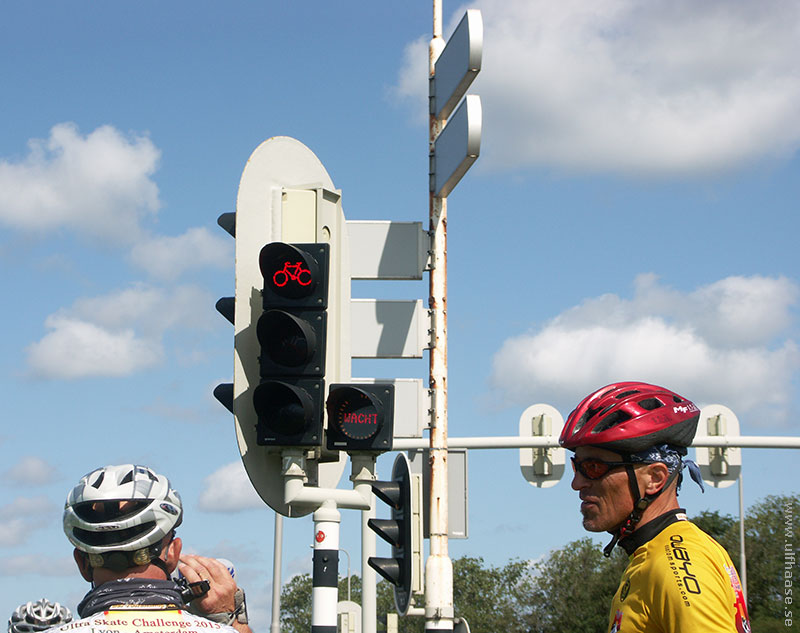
[{"xmin": 273, "ymin": 261, "xmax": 313, "ymax": 288}]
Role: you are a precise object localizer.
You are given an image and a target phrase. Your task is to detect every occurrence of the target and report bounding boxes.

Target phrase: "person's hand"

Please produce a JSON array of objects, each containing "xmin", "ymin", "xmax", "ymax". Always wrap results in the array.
[{"xmin": 178, "ymin": 555, "xmax": 237, "ymax": 615}]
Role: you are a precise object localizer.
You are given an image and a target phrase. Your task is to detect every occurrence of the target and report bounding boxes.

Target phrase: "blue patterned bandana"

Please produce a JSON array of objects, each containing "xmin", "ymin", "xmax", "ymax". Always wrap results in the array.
[{"xmin": 628, "ymin": 444, "xmax": 705, "ymax": 494}]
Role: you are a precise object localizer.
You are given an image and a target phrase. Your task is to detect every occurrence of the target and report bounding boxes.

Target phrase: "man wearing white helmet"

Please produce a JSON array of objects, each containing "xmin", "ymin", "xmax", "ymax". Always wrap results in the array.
[
  {"xmin": 8, "ymin": 599, "xmax": 71, "ymax": 633},
  {"xmin": 60, "ymin": 465, "xmax": 251, "ymax": 633}
]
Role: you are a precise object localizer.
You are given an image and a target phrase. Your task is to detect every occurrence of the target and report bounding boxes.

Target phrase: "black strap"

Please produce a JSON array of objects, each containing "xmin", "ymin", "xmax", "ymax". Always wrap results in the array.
[{"xmin": 603, "ymin": 464, "xmax": 681, "ymax": 557}]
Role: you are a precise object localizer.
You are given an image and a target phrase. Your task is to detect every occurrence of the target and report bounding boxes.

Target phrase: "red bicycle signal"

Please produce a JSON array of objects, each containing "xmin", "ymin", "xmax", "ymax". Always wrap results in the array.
[{"xmin": 272, "ymin": 261, "xmax": 313, "ymax": 287}]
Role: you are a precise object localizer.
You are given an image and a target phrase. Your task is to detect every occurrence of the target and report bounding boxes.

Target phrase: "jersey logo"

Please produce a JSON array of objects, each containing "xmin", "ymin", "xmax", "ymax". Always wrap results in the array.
[
  {"xmin": 725, "ymin": 565, "xmax": 751, "ymax": 633},
  {"xmin": 610, "ymin": 609, "xmax": 623, "ymax": 633},
  {"xmin": 620, "ymin": 577, "xmax": 630, "ymax": 602}
]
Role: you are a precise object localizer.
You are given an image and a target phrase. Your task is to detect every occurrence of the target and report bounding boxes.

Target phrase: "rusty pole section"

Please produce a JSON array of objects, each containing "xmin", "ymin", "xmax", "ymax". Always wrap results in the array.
[{"xmin": 425, "ymin": 0, "xmax": 453, "ymax": 631}]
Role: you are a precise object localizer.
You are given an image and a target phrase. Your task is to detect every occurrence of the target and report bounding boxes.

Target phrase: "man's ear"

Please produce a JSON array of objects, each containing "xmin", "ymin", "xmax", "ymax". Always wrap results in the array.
[
  {"xmin": 73, "ymin": 549, "xmax": 94, "ymax": 583},
  {"xmin": 644, "ymin": 462, "xmax": 671, "ymax": 495},
  {"xmin": 164, "ymin": 537, "xmax": 182, "ymax": 573}
]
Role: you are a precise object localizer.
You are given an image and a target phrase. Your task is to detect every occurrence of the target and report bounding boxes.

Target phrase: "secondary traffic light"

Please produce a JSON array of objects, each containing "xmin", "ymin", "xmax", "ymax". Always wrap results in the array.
[
  {"xmin": 253, "ymin": 242, "xmax": 329, "ymax": 447},
  {"xmin": 326, "ymin": 383, "xmax": 395, "ymax": 452},
  {"xmin": 368, "ymin": 453, "xmax": 422, "ymax": 616}
]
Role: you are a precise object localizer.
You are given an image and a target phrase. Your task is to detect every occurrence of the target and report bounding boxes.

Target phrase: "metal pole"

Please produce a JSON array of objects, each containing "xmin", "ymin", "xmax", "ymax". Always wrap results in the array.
[
  {"xmin": 362, "ymin": 491, "xmax": 377, "ymax": 633},
  {"xmin": 426, "ymin": 0, "xmax": 453, "ymax": 631},
  {"xmin": 340, "ymin": 548, "xmax": 352, "ymax": 602},
  {"xmin": 270, "ymin": 512, "xmax": 283, "ymax": 633},
  {"xmin": 392, "ymin": 434, "xmax": 800, "ymax": 450},
  {"xmin": 738, "ymin": 473, "xmax": 748, "ymax": 604}
]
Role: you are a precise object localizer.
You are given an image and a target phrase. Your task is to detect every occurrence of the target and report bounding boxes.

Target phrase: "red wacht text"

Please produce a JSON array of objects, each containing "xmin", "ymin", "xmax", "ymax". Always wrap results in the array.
[{"xmin": 343, "ymin": 413, "xmax": 377, "ymax": 424}]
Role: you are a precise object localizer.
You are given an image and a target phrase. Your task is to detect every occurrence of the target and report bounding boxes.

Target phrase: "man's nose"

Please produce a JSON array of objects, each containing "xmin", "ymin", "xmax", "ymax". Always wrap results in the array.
[{"xmin": 571, "ymin": 470, "xmax": 590, "ymax": 491}]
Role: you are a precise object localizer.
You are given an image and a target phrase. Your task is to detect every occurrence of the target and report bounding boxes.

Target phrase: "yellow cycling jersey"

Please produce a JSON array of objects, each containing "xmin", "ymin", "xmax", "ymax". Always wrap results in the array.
[{"xmin": 608, "ymin": 510, "xmax": 750, "ymax": 633}]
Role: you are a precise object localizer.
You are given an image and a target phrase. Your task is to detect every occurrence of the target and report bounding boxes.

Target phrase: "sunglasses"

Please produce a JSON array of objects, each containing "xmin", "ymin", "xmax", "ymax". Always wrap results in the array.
[{"xmin": 570, "ymin": 456, "xmax": 636, "ymax": 480}]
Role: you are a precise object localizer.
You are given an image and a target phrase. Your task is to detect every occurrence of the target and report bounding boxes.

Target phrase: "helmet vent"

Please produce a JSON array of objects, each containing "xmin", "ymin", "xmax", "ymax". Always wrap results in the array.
[
  {"xmin": 90, "ymin": 471, "xmax": 105, "ymax": 489},
  {"xmin": 592, "ymin": 409, "xmax": 632, "ymax": 433},
  {"xmin": 637, "ymin": 397, "xmax": 664, "ymax": 411},
  {"xmin": 73, "ymin": 522, "xmax": 154, "ymax": 547},
  {"xmin": 574, "ymin": 405, "xmax": 604, "ymax": 432},
  {"xmin": 120, "ymin": 470, "xmax": 135, "ymax": 485},
  {"xmin": 614, "ymin": 390, "xmax": 640, "ymax": 400},
  {"xmin": 672, "ymin": 395, "xmax": 683, "ymax": 403},
  {"xmin": 72, "ymin": 499, "xmax": 150, "ymax": 523}
]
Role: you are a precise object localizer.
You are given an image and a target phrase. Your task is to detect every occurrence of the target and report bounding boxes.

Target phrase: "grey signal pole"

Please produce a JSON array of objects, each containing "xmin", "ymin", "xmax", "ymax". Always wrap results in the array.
[{"xmin": 427, "ymin": 1, "xmax": 453, "ymax": 631}]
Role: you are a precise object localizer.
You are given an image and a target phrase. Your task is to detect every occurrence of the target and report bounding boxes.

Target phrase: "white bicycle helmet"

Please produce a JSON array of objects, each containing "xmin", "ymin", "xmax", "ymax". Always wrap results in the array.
[
  {"xmin": 63, "ymin": 464, "xmax": 182, "ymax": 572},
  {"xmin": 8, "ymin": 599, "xmax": 72, "ymax": 633}
]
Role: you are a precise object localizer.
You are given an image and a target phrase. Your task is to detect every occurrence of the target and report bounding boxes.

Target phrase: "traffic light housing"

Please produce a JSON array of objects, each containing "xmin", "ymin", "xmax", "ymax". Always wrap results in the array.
[
  {"xmin": 253, "ymin": 242, "xmax": 329, "ymax": 447},
  {"xmin": 368, "ymin": 453, "xmax": 421, "ymax": 616},
  {"xmin": 326, "ymin": 383, "xmax": 395, "ymax": 452}
]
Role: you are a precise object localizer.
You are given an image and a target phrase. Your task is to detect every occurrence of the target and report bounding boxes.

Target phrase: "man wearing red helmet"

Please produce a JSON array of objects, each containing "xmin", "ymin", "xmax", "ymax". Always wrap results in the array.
[{"xmin": 560, "ymin": 382, "xmax": 750, "ymax": 633}]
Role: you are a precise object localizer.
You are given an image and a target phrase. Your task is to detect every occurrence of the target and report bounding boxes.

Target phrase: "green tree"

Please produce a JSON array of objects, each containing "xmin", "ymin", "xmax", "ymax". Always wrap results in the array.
[
  {"xmin": 691, "ymin": 508, "xmax": 738, "ymax": 543},
  {"xmin": 280, "ymin": 573, "xmax": 313, "ymax": 633},
  {"xmin": 278, "ymin": 557, "xmax": 528, "ymax": 633},
  {"xmin": 520, "ymin": 537, "xmax": 629, "ymax": 633},
  {"xmin": 452, "ymin": 556, "xmax": 530, "ymax": 633}
]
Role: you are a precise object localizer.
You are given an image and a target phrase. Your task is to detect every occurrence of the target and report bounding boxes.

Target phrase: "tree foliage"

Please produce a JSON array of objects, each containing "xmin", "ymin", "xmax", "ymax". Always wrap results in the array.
[
  {"xmin": 452, "ymin": 556, "xmax": 531, "ymax": 633},
  {"xmin": 519, "ymin": 537, "xmax": 629, "ymax": 633}
]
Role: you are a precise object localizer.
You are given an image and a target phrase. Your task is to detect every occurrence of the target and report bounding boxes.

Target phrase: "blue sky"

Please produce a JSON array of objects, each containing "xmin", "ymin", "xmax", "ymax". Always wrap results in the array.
[{"xmin": 1, "ymin": 0, "xmax": 799, "ymax": 629}]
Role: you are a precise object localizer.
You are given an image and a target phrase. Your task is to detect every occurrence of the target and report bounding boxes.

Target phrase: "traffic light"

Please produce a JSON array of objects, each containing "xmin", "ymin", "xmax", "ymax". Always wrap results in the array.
[
  {"xmin": 368, "ymin": 453, "xmax": 422, "ymax": 616},
  {"xmin": 326, "ymin": 383, "xmax": 395, "ymax": 452},
  {"xmin": 253, "ymin": 242, "xmax": 329, "ymax": 447}
]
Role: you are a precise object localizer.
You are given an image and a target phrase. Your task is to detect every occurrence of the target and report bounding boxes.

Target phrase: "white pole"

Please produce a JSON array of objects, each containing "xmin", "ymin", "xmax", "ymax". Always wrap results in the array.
[
  {"xmin": 427, "ymin": 0, "xmax": 453, "ymax": 631},
  {"xmin": 311, "ymin": 501, "xmax": 341, "ymax": 633},
  {"xmin": 738, "ymin": 473, "xmax": 748, "ymax": 604},
  {"xmin": 340, "ymin": 547, "xmax": 352, "ymax": 603},
  {"xmin": 270, "ymin": 512, "xmax": 283, "ymax": 633},
  {"xmin": 362, "ymin": 496, "xmax": 377, "ymax": 633},
  {"xmin": 392, "ymin": 435, "xmax": 800, "ymax": 450}
]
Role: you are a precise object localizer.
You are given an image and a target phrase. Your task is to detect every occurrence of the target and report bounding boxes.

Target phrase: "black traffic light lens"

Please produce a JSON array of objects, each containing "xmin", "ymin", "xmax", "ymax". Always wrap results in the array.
[
  {"xmin": 259, "ymin": 243, "xmax": 319, "ymax": 300},
  {"xmin": 253, "ymin": 381, "xmax": 313, "ymax": 436},
  {"xmin": 257, "ymin": 310, "xmax": 317, "ymax": 368},
  {"xmin": 328, "ymin": 387, "xmax": 382, "ymax": 441}
]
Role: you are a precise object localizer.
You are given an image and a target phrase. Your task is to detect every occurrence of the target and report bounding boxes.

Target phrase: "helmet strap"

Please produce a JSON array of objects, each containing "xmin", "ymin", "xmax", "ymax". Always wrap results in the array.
[
  {"xmin": 151, "ymin": 555, "xmax": 172, "ymax": 581},
  {"xmin": 603, "ymin": 463, "xmax": 680, "ymax": 557}
]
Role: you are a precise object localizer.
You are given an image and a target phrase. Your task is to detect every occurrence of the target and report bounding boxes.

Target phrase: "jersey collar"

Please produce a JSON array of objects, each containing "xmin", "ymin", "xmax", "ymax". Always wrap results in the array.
[{"xmin": 618, "ymin": 508, "xmax": 688, "ymax": 555}]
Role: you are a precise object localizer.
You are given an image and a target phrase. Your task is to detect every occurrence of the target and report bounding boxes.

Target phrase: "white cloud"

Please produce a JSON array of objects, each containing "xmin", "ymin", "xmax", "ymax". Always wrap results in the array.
[
  {"xmin": 490, "ymin": 274, "xmax": 800, "ymax": 424},
  {"xmin": 26, "ymin": 315, "xmax": 163, "ymax": 379},
  {"xmin": 2, "ymin": 458, "xmax": 58, "ymax": 487},
  {"xmin": 130, "ymin": 227, "xmax": 232, "ymax": 281},
  {"xmin": 0, "ymin": 123, "xmax": 160, "ymax": 242},
  {"xmin": 25, "ymin": 283, "xmax": 214, "ymax": 379},
  {"xmin": 197, "ymin": 461, "xmax": 264, "ymax": 513},
  {"xmin": 390, "ymin": 34, "xmax": 429, "ymax": 124},
  {"xmin": 398, "ymin": 0, "xmax": 800, "ymax": 175}
]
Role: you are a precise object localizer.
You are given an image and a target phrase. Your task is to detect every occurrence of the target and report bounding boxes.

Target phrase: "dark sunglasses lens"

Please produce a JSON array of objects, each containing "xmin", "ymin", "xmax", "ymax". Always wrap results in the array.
[
  {"xmin": 572, "ymin": 458, "xmax": 612, "ymax": 479},
  {"xmin": 581, "ymin": 460, "xmax": 611, "ymax": 479}
]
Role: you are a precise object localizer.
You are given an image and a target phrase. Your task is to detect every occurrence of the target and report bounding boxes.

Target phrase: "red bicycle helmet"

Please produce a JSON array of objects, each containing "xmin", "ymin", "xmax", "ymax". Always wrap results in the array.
[{"xmin": 560, "ymin": 381, "xmax": 700, "ymax": 454}]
